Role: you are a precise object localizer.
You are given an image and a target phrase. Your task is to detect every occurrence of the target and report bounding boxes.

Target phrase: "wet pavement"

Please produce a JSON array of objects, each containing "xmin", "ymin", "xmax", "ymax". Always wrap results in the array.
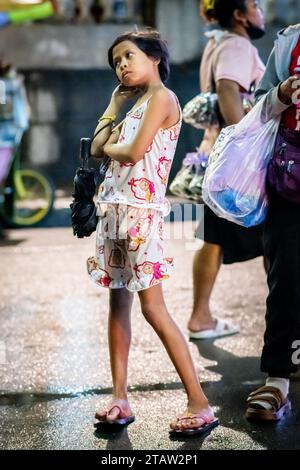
[{"xmin": 0, "ymin": 221, "xmax": 300, "ymax": 450}]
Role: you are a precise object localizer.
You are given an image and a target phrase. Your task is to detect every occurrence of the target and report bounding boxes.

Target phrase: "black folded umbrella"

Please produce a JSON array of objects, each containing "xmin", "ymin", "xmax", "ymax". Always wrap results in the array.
[
  {"xmin": 70, "ymin": 138, "xmax": 99, "ymax": 238},
  {"xmin": 70, "ymin": 168, "xmax": 98, "ymax": 238},
  {"xmin": 71, "ymin": 124, "xmax": 112, "ymax": 238}
]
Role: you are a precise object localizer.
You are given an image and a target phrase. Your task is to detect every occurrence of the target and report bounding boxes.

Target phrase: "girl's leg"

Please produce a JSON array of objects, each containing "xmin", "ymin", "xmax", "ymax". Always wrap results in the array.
[
  {"xmin": 96, "ymin": 287, "xmax": 134, "ymax": 421},
  {"xmin": 138, "ymin": 284, "xmax": 215, "ymax": 429},
  {"xmin": 188, "ymin": 242, "xmax": 222, "ymax": 332}
]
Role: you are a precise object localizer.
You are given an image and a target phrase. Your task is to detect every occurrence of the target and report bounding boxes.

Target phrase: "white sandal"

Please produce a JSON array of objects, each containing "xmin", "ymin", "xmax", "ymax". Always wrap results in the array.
[{"xmin": 188, "ymin": 318, "xmax": 240, "ymax": 340}]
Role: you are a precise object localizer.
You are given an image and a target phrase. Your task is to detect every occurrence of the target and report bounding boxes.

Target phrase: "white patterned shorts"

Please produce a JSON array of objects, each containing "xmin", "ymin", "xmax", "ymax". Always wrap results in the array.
[{"xmin": 87, "ymin": 204, "xmax": 173, "ymax": 292}]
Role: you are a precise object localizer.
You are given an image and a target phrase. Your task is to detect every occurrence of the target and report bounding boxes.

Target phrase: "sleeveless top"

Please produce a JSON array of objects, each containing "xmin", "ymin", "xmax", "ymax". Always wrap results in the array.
[{"xmin": 97, "ymin": 94, "xmax": 182, "ymax": 216}]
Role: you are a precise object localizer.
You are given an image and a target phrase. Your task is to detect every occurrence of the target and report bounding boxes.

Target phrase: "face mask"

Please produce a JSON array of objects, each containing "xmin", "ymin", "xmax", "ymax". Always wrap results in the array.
[{"xmin": 246, "ymin": 21, "xmax": 265, "ymax": 40}]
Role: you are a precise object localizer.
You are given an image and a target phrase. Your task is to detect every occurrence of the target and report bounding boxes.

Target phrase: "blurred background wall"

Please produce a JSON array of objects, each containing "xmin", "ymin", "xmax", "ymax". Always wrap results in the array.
[{"xmin": 1, "ymin": 0, "xmax": 300, "ymax": 189}]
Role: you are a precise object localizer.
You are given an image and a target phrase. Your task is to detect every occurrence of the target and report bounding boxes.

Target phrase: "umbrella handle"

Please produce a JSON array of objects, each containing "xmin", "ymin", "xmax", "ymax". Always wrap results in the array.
[
  {"xmin": 80, "ymin": 138, "xmax": 92, "ymax": 169},
  {"xmin": 78, "ymin": 120, "xmax": 117, "ymax": 169}
]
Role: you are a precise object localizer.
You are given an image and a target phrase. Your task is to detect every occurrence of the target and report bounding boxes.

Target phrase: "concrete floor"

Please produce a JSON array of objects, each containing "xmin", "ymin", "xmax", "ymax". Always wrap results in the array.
[{"xmin": 0, "ymin": 221, "xmax": 299, "ymax": 450}]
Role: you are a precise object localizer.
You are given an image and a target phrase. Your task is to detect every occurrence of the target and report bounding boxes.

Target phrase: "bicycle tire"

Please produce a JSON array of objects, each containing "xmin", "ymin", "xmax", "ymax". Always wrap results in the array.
[{"xmin": 2, "ymin": 168, "xmax": 55, "ymax": 227}]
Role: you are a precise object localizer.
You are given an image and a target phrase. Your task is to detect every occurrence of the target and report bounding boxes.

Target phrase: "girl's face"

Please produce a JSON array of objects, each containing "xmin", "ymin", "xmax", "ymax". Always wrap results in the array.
[
  {"xmin": 112, "ymin": 40, "xmax": 159, "ymax": 87},
  {"xmin": 244, "ymin": 0, "xmax": 265, "ymax": 30}
]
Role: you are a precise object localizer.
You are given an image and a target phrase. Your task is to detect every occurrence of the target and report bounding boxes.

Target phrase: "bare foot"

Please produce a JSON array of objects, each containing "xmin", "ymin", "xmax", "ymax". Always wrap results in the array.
[
  {"xmin": 170, "ymin": 403, "xmax": 216, "ymax": 431},
  {"xmin": 95, "ymin": 397, "xmax": 133, "ymax": 422}
]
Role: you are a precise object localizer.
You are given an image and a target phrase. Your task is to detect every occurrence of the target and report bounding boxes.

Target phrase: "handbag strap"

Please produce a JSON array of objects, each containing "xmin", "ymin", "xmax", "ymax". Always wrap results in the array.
[
  {"xmin": 80, "ymin": 119, "xmax": 119, "ymax": 169},
  {"xmin": 89, "ymin": 118, "xmax": 126, "ymax": 174},
  {"xmin": 92, "ymin": 116, "xmax": 126, "ymax": 141},
  {"xmin": 91, "ymin": 119, "xmax": 113, "ymax": 142}
]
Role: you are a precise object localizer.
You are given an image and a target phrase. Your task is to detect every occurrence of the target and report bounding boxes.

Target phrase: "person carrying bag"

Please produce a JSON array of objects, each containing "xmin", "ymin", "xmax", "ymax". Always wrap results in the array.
[
  {"xmin": 187, "ymin": 0, "xmax": 267, "ymax": 341},
  {"xmin": 244, "ymin": 23, "xmax": 300, "ymax": 422}
]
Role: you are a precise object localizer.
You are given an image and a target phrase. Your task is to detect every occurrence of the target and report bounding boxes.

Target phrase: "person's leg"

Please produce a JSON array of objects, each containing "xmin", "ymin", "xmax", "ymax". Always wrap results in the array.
[
  {"xmin": 263, "ymin": 255, "xmax": 270, "ymax": 274},
  {"xmin": 188, "ymin": 242, "xmax": 222, "ymax": 332},
  {"xmin": 246, "ymin": 200, "xmax": 300, "ymax": 418},
  {"xmin": 261, "ymin": 208, "xmax": 300, "ymax": 377},
  {"xmin": 138, "ymin": 284, "xmax": 216, "ymax": 430},
  {"xmin": 95, "ymin": 287, "xmax": 134, "ymax": 421}
]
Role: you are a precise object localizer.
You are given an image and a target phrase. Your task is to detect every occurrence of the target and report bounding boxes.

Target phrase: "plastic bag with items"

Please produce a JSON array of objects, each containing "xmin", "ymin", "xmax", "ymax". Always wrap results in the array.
[
  {"xmin": 169, "ymin": 152, "xmax": 208, "ymax": 202},
  {"xmin": 202, "ymin": 97, "xmax": 280, "ymax": 227},
  {"xmin": 183, "ymin": 92, "xmax": 220, "ymax": 129},
  {"xmin": 183, "ymin": 92, "xmax": 255, "ymax": 130}
]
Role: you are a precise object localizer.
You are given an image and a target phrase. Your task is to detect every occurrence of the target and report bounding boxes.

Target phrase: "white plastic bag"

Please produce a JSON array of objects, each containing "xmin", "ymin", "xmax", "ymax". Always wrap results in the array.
[{"xmin": 202, "ymin": 97, "xmax": 280, "ymax": 227}]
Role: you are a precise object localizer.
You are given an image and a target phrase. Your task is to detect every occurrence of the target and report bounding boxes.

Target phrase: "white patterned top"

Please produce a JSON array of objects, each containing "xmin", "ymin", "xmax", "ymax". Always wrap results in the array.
[{"xmin": 97, "ymin": 94, "xmax": 182, "ymax": 216}]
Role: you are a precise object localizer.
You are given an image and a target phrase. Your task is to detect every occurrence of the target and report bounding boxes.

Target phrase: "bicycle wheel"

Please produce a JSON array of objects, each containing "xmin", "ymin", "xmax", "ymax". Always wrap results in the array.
[{"xmin": 4, "ymin": 168, "xmax": 55, "ymax": 227}]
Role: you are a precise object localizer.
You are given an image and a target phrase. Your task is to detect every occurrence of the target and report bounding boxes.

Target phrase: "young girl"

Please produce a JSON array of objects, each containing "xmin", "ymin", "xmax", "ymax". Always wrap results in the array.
[
  {"xmin": 246, "ymin": 22, "xmax": 300, "ymax": 421},
  {"xmin": 87, "ymin": 29, "xmax": 219, "ymax": 436}
]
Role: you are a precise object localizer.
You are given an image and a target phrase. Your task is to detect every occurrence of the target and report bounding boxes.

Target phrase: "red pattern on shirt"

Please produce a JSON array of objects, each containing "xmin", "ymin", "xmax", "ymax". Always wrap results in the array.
[{"xmin": 281, "ymin": 34, "xmax": 300, "ymax": 131}]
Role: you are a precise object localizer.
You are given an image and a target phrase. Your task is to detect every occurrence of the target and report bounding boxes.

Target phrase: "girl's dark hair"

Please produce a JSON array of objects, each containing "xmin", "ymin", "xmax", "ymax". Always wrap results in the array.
[
  {"xmin": 200, "ymin": 0, "xmax": 247, "ymax": 28},
  {"xmin": 108, "ymin": 29, "xmax": 170, "ymax": 84}
]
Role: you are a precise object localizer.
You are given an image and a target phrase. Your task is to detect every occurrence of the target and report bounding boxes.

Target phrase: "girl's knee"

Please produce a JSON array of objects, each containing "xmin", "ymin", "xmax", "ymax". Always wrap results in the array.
[{"xmin": 141, "ymin": 302, "xmax": 165, "ymax": 326}]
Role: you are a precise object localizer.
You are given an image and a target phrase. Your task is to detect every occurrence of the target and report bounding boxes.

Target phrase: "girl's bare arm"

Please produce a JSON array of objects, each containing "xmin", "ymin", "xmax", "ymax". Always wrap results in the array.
[
  {"xmin": 91, "ymin": 103, "xmax": 120, "ymax": 158},
  {"xmin": 103, "ymin": 88, "xmax": 177, "ymax": 164}
]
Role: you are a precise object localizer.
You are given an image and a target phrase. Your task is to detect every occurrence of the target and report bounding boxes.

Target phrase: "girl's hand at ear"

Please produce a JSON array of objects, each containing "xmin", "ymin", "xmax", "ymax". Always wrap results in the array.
[{"xmin": 111, "ymin": 84, "xmax": 140, "ymax": 108}]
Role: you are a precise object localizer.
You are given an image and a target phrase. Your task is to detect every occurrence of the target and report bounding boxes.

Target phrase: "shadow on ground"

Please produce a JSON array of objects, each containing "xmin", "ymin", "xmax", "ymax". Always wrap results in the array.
[{"xmin": 187, "ymin": 339, "xmax": 300, "ymax": 450}]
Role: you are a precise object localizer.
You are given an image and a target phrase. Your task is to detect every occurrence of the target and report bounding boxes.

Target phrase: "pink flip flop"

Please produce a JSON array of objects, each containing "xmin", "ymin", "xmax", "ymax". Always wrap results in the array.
[
  {"xmin": 169, "ymin": 414, "xmax": 219, "ymax": 437},
  {"xmin": 94, "ymin": 405, "xmax": 135, "ymax": 428}
]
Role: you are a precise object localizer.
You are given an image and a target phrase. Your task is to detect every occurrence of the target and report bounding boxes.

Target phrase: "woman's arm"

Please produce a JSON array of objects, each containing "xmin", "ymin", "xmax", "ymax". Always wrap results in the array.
[
  {"xmin": 216, "ymin": 79, "xmax": 244, "ymax": 125},
  {"xmin": 103, "ymin": 88, "xmax": 176, "ymax": 164},
  {"xmin": 255, "ymin": 47, "xmax": 291, "ymax": 122},
  {"xmin": 197, "ymin": 127, "xmax": 220, "ymax": 155},
  {"xmin": 278, "ymin": 75, "xmax": 300, "ymax": 104}
]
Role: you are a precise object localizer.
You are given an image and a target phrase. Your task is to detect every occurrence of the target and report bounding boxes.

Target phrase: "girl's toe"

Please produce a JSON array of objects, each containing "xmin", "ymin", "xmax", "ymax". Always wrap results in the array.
[{"xmin": 95, "ymin": 410, "xmax": 108, "ymax": 421}]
